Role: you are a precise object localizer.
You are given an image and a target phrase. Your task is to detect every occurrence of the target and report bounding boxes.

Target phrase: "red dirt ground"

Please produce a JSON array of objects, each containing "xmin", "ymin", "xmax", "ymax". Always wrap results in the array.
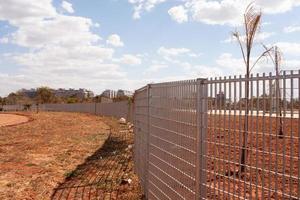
[
  {"xmin": 0, "ymin": 112, "xmax": 111, "ymax": 199},
  {"xmin": 0, "ymin": 112, "xmax": 141, "ymax": 200},
  {"xmin": 205, "ymin": 115, "xmax": 299, "ymax": 199},
  {"xmin": 0, "ymin": 113, "xmax": 29, "ymax": 127}
]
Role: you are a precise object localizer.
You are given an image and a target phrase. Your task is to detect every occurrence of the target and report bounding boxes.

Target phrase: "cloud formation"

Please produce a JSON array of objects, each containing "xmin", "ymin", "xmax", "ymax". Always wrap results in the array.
[
  {"xmin": 106, "ymin": 34, "xmax": 124, "ymax": 47},
  {"xmin": 62, "ymin": 1, "xmax": 74, "ymax": 13},
  {"xmin": 0, "ymin": 0, "xmax": 128, "ymax": 95}
]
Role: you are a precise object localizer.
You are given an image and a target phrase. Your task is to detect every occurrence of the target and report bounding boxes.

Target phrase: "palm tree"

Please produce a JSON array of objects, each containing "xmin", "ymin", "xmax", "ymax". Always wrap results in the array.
[
  {"xmin": 232, "ymin": 4, "xmax": 272, "ymax": 174},
  {"xmin": 264, "ymin": 45, "xmax": 284, "ymax": 138}
]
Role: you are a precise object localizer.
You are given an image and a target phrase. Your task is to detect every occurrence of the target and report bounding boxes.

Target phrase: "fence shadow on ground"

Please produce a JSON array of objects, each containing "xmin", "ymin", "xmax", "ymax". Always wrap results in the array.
[{"xmin": 51, "ymin": 121, "xmax": 141, "ymax": 200}]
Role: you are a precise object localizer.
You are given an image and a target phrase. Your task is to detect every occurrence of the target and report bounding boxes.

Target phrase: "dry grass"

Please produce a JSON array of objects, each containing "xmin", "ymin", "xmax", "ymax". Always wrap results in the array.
[
  {"xmin": 0, "ymin": 112, "xmax": 110, "ymax": 199},
  {"xmin": 51, "ymin": 117, "xmax": 142, "ymax": 200}
]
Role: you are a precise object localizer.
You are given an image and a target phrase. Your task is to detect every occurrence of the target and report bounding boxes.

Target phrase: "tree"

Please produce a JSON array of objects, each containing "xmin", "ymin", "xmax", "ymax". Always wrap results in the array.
[
  {"xmin": 36, "ymin": 87, "xmax": 54, "ymax": 104},
  {"xmin": 232, "ymin": 4, "xmax": 272, "ymax": 174},
  {"xmin": 263, "ymin": 45, "xmax": 284, "ymax": 138}
]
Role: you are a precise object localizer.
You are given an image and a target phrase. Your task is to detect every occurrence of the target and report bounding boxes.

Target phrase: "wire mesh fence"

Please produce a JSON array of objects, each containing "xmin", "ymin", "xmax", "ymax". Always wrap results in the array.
[
  {"xmin": 2, "ymin": 101, "xmax": 133, "ymax": 122},
  {"xmin": 133, "ymin": 70, "xmax": 300, "ymax": 199}
]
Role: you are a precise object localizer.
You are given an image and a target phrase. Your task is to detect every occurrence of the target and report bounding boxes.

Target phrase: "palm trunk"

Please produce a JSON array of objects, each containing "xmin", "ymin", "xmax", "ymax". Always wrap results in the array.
[
  {"xmin": 275, "ymin": 47, "xmax": 284, "ymax": 138},
  {"xmin": 239, "ymin": 72, "xmax": 250, "ymax": 174}
]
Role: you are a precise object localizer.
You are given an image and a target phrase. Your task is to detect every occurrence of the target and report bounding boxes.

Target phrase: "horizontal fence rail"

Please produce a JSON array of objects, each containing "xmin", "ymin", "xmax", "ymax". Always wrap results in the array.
[{"xmin": 133, "ymin": 70, "xmax": 300, "ymax": 200}]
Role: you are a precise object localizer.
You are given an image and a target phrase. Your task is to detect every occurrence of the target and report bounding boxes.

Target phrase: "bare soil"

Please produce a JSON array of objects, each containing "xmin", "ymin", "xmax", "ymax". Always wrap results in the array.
[
  {"xmin": 205, "ymin": 115, "xmax": 299, "ymax": 199},
  {"xmin": 0, "ymin": 113, "xmax": 29, "ymax": 127},
  {"xmin": 51, "ymin": 117, "xmax": 142, "ymax": 200},
  {"xmin": 0, "ymin": 112, "xmax": 111, "ymax": 199}
]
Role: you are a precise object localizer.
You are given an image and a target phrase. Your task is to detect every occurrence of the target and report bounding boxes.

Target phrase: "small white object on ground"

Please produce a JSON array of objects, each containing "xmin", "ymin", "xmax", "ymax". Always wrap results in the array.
[
  {"xmin": 127, "ymin": 178, "xmax": 132, "ymax": 184},
  {"xmin": 119, "ymin": 117, "xmax": 126, "ymax": 124}
]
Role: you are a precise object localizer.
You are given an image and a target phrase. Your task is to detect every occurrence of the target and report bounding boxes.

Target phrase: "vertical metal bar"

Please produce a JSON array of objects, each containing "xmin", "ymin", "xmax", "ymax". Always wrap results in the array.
[
  {"xmin": 289, "ymin": 71, "xmax": 294, "ymax": 198},
  {"xmin": 281, "ymin": 71, "xmax": 287, "ymax": 198},
  {"xmin": 255, "ymin": 73, "xmax": 259, "ymax": 200},
  {"xmin": 238, "ymin": 75, "xmax": 242, "ymax": 198},
  {"xmin": 274, "ymin": 73, "xmax": 279, "ymax": 200},
  {"xmin": 213, "ymin": 77, "xmax": 217, "ymax": 200},
  {"xmin": 298, "ymin": 69, "xmax": 300, "ymax": 200},
  {"xmin": 222, "ymin": 77, "xmax": 227, "ymax": 198},
  {"xmin": 249, "ymin": 74, "xmax": 254, "ymax": 200},
  {"xmin": 209, "ymin": 78, "xmax": 213, "ymax": 198},
  {"xmin": 233, "ymin": 75, "xmax": 237, "ymax": 200},
  {"xmin": 261, "ymin": 73, "xmax": 266, "ymax": 200},
  {"xmin": 196, "ymin": 78, "xmax": 208, "ymax": 200},
  {"xmin": 228, "ymin": 76, "xmax": 232, "ymax": 198},
  {"xmin": 146, "ymin": 84, "xmax": 151, "ymax": 198},
  {"xmin": 268, "ymin": 72, "xmax": 273, "ymax": 200},
  {"xmin": 217, "ymin": 77, "xmax": 221, "ymax": 199},
  {"xmin": 202, "ymin": 79, "xmax": 208, "ymax": 200}
]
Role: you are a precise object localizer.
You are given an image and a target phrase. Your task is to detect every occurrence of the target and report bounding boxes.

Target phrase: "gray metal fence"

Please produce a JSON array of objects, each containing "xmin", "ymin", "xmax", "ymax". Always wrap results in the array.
[
  {"xmin": 2, "ymin": 101, "xmax": 133, "ymax": 122},
  {"xmin": 133, "ymin": 70, "xmax": 300, "ymax": 199}
]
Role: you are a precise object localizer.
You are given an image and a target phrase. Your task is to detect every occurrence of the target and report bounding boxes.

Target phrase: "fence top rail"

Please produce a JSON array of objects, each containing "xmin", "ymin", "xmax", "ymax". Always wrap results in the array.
[
  {"xmin": 206, "ymin": 70, "xmax": 300, "ymax": 84},
  {"xmin": 149, "ymin": 79, "xmax": 197, "ymax": 88},
  {"xmin": 135, "ymin": 85, "xmax": 148, "ymax": 93}
]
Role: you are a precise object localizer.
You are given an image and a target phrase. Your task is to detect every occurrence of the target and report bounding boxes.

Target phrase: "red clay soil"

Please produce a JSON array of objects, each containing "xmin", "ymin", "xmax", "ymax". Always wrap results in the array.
[
  {"xmin": 0, "ymin": 112, "xmax": 111, "ymax": 200},
  {"xmin": 205, "ymin": 115, "xmax": 299, "ymax": 199},
  {"xmin": 0, "ymin": 113, "xmax": 29, "ymax": 127},
  {"xmin": 51, "ymin": 117, "xmax": 142, "ymax": 200}
]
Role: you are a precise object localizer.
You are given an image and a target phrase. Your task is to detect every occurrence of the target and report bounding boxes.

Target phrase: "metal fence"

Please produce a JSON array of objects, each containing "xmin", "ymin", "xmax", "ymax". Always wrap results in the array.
[
  {"xmin": 2, "ymin": 101, "xmax": 133, "ymax": 122},
  {"xmin": 133, "ymin": 70, "xmax": 300, "ymax": 199}
]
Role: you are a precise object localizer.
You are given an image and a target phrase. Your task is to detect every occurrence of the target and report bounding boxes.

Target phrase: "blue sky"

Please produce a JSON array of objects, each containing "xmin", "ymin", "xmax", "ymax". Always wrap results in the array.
[{"xmin": 0, "ymin": 0, "xmax": 299, "ymax": 96}]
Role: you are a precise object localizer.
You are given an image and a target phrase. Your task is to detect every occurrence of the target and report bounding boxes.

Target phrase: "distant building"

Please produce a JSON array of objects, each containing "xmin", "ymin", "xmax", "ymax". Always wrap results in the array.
[
  {"xmin": 101, "ymin": 89, "xmax": 133, "ymax": 100},
  {"xmin": 116, "ymin": 89, "xmax": 133, "ymax": 98},
  {"xmin": 101, "ymin": 89, "xmax": 117, "ymax": 98},
  {"xmin": 54, "ymin": 88, "xmax": 94, "ymax": 99}
]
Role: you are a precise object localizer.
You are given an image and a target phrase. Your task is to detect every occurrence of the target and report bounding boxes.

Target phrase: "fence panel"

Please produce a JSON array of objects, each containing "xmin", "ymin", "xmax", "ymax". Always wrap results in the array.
[
  {"xmin": 133, "ymin": 70, "xmax": 300, "ymax": 200},
  {"xmin": 96, "ymin": 101, "xmax": 131, "ymax": 120},
  {"xmin": 2, "ymin": 104, "xmax": 23, "ymax": 111},
  {"xmin": 133, "ymin": 86, "xmax": 149, "ymax": 195},
  {"xmin": 148, "ymin": 80, "xmax": 199, "ymax": 200},
  {"xmin": 204, "ymin": 71, "xmax": 299, "ymax": 199}
]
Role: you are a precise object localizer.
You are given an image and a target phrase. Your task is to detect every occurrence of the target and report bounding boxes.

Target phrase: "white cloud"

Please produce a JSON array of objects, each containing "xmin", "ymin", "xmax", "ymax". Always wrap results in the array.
[
  {"xmin": 167, "ymin": 0, "xmax": 300, "ymax": 26},
  {"xmin": 128, "ymin": 0, "xmax": 167, "ymax": 19},
  {"xmin": 11, "ymin": 15, "xmax": 101, "ymax": 48},
  {"xmin": 284, "ymin": 25, "xmax": 300, "ymax": 33},
  {"xmin": 216, "ymin": 53, "xmax": 245, "ymax": 74},
  {"xmin": 215, "ymin": 53, "xmax": 275, "ymax": 74},
  {"xmin": 119, "ymin": 54, "xmax": 142, "ymax": 65},
  {"xmin": 94, "ymin": 22, "xmax": 100, "ymax": 28},
  {"xmin": 106, "ymin": 34, "xmax": 124, "ymax": 47},
  {"xmin": 0, "ymin": 0, "xmax": 56, "ymax": 25},
  {"xmin": 0, "ymin": 0, "xmax": 130, "ymax": 96},
  {"xmin": 222, "ymin": 32, "xmax": 276, "ymax": 43},
  {"xmin": 284, "ymin": 59, "xmax": 300, "ymax": 70},
  {"xmin": 168, "ymin": 5, "xmax": 188, "ymax": 23},
  {"xmin": 0, "ymin": 37, "xmax": 9, "ymax": 44},
  {"xmin": 145, "ymin": 64, "xmax": 168, "ymax": 74},
  {"xmin": 158, "ymin": 46, "xmax": 191, "ymax": 57},
  {"xmin": 275, "ymin": 42, "xmax": 300, "ymax": 56},
  {"xmin": 61, "ymin": 1, "xmax": 74, "ymax": 13},
  {"xmin": 256, "ymin": 0, "xmax": 300, "ymax": 14}
]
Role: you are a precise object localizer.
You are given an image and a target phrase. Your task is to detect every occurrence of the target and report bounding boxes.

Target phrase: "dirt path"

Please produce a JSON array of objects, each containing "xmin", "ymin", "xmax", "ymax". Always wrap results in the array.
[
  {"xmin": 0, "ymin": 113, "xmax": 29, "ymax": 127},
  {"xmin": 51, "ymin": 118, "xmax": 142, "ymax": 200}
]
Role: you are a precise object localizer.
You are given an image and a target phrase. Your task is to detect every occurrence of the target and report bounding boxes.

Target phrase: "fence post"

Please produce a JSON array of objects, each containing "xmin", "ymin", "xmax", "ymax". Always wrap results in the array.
[
  {"xmin": 196, "ymin": 78, "xmax": 208, "ymax": 200},
  {"xmin": 145, "ymin": 84, "xmax": 151, "ymax": 199}
]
